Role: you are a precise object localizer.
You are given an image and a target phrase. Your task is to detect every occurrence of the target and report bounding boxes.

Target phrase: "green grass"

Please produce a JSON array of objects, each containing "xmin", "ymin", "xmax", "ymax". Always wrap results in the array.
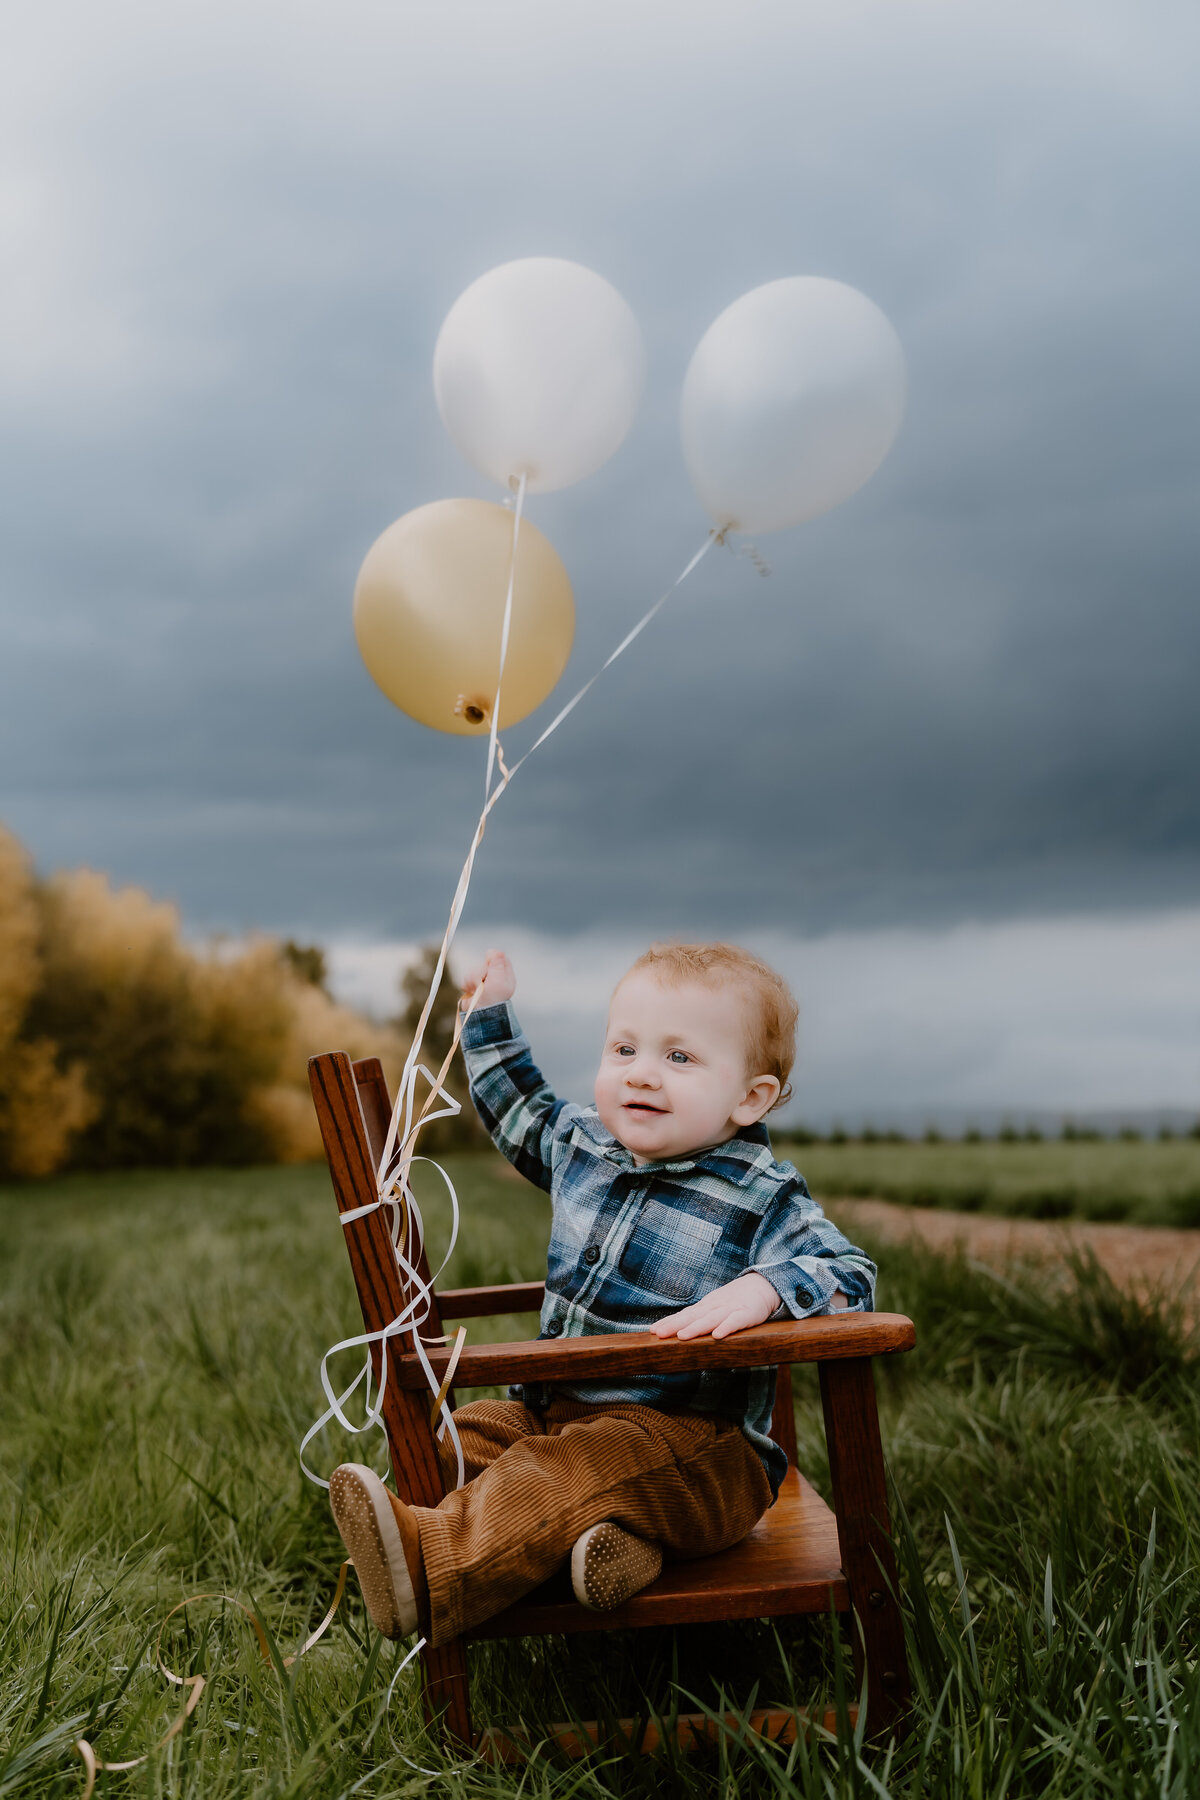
[
  {"xmin": 778, "ymin": 1136, "xmax": 1200, "ymax": 1225},
  {"xmin": 2, "ymin": 1156, "xmax": 1199, "ymax": 1797}
]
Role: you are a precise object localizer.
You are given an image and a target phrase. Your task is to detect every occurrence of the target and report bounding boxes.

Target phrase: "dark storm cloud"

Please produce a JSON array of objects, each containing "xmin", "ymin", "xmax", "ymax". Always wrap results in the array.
[{"xmin": 2, "ymin": 0, "xmax": 1198, "ymax": 940}]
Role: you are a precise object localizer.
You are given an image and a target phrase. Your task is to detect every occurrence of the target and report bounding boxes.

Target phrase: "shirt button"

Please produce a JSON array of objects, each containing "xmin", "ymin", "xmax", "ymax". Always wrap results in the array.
[
  {"xmin": 545, "ymin": 1319, "xmax": 563, "ymax": 1337},
  {"xmin": 796, "ymin": 1286, "xmax": 814, "ymax": 1308},
  {"xmin": 583, "ymin": 1246, "xmax": 600, "ymax": 1265}
]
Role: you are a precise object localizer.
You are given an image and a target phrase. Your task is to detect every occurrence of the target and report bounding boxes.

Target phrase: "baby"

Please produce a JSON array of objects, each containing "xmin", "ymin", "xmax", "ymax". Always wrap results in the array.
[{"xmin": 328, "ymin": 941, "xmax": 875, "ymax": 1649}]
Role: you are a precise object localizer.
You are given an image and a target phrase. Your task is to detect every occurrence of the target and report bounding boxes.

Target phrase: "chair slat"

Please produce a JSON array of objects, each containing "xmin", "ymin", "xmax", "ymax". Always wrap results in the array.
[
  {"xmin": 351, "ymin": 1058, "xmax": 449, "ymax": 1339},
  {"xmin": 437, "ymin": 1282, "xmax": 546, "ymax": 1318}
]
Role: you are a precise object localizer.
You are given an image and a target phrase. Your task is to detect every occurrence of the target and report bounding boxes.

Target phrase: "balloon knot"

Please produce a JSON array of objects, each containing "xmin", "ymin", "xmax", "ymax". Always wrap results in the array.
[{"xmin": 454, "ymin": 695, "xmax": 491, "ymax": 727}]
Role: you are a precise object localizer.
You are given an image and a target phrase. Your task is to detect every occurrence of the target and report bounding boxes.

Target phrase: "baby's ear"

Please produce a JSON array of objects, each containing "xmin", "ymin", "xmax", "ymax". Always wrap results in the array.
[{"xmin": 732, "ymin": 1074, "xmax": 781, "ymax": 1126}]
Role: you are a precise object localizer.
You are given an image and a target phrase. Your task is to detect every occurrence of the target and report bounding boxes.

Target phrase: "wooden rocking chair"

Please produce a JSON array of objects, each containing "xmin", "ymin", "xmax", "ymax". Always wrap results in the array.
[{"xmin": 309, "ymin": 1050, "xmax": 916, "ymax": 1753}]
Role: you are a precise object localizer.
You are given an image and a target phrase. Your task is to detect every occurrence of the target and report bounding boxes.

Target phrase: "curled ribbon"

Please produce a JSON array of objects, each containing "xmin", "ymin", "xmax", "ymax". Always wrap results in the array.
[{"xmin": 75, "ymin": 1564, "xmax": 349, "ymax": 1798}]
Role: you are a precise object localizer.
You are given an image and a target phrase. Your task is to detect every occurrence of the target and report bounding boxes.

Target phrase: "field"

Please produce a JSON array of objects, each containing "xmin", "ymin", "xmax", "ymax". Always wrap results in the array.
[
  {"xmin": 2, "ymin": 1152, "xmax": 1199, "ymax": 1798},
  {"xmin": 779, "ymin": 1136, "xmax": 1200, "ymax": 1225}
]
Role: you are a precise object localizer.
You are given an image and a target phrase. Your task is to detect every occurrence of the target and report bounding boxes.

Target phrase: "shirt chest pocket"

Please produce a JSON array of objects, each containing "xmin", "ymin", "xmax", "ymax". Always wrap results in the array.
[{"xmin": 618, "ymin": 1200, "xmax": 724, "ymax": 1304}]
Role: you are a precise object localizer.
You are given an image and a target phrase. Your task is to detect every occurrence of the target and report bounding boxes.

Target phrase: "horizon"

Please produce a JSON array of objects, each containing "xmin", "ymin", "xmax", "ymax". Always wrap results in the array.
[{"xmin": 2, "ymin": 0, "xmax": 1197, "ymax": 1123}]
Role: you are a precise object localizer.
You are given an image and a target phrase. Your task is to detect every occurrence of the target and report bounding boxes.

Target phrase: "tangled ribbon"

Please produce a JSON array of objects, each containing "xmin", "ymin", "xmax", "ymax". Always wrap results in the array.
[{"xmin": 75, "ymin": 1565, "xmax": 350, "ymax": 1798}]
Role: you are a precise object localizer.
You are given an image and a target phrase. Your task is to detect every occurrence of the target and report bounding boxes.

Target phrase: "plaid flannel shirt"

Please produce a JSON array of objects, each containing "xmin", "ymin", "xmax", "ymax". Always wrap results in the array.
[{"xmin": 461, "ymin": 1001, "xmax": 877, "ymax": 1495}]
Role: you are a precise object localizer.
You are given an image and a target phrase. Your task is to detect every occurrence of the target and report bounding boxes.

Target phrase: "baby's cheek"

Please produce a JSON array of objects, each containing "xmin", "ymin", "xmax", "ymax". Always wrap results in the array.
[{"xmin": 593, "ymin": 1070, "xmax": 620, "ymax": 1125}]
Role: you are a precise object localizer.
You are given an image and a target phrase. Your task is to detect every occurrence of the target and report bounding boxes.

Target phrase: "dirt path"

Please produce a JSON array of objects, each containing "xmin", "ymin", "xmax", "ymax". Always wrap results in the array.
[{"xmin": 823, "ymin": 1196, "xmax": 1200, "ymax": 1306}]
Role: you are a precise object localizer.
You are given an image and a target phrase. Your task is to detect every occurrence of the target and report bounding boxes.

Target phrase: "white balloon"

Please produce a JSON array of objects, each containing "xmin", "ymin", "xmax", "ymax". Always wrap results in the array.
[
  {"xmin": 681, "ymin": 277, "xmax": 907, "ymax": 534},
  {"xmin": 433, "ymin": 257, "xmax": 646, "ymax": 494}
]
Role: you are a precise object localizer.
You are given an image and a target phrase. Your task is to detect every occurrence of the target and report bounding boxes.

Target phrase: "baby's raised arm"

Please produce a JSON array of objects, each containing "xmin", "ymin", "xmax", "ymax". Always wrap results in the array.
[{"xmin": 457, "ymin": 953, "xmax": 583, "ymax": 1195}]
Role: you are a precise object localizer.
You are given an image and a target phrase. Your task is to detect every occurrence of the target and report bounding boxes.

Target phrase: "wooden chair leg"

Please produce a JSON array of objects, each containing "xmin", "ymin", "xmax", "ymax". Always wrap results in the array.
[
  {"xmin": 770, "ymin": 1364, "xmax": 799, "ymax": 1469},
  {"xmin": 819, "ymin": 1357, "xmax": 910, "ymax": 1733},
  {"xmin": 420, "ymin": 1638, "xmax": 472, "ymax": 1745}
]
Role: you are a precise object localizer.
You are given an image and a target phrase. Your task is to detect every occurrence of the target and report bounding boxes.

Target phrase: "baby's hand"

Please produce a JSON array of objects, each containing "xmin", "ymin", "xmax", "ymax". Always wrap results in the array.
[
  {"xmin": 460, "ymin": 948, "xmax": 516, "ymax": 1012},
  {"xmin": 652, "ymin": 1271, "xmax": 780, "ymax": 1342}
]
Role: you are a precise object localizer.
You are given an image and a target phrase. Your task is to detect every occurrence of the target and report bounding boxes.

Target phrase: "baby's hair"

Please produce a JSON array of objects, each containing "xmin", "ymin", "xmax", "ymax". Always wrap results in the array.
[{"xmin": 626, "ymin": 942, "xmax": 799, "ymax": 1110}]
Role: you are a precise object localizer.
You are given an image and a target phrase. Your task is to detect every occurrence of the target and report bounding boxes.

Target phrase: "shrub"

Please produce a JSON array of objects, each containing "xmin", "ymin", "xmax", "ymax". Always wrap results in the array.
[
  {"xmin": 1165, "ymin": 1188, "xmax": 1200, "ymax": 1229},
  {"xmin": 281, "ymin": 939, "xmax": 328, "ymax": 989},
  {"xmin": 0, "ymin": 826, "xmax": 37, "ymax": 1045},
  {"xmin": 24, "ymin": 870, "xmax": 292, "ymax": 1167},
  {"xmin": 0, "ymin": 825, "xmax": 407, "ymax": 1174},
  {"xmin": 1080, "ymin": 1190, "xmax": 1134, "ymax": 1223},
  {"xmin": 1000, "ymin": 1187, "xmax": 1075, "ymax": 1221},
  {"xmin": 0, "ymin": 828, "xmax": 97, "ymax": 1176},
  {"xmin": 250, "ymin": 957, "xmax": 406, "ymax": 1163},
  {"xmin": 876, "ymin": 1238, "xmax": 1198, "ymax": 1395}
]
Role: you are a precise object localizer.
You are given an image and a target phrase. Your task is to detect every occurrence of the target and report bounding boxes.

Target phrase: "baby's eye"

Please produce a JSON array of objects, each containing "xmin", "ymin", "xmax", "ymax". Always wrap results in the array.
[
  {"xmin": 668, "ymin": 1050, "xmax": 691, "ymax": 1065},
  {"xmin": 615, "ymin": 1044, "xmax": 636, "ymax": 1057}
]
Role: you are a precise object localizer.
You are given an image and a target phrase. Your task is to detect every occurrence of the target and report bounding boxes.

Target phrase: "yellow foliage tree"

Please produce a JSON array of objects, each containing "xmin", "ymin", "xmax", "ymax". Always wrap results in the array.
[
  {"xmin": 0, "ymin": 826, "xmax": 37, "ymax": 1045},
  {"xmin": 0, "ymin": 827, "xmax": 95, "ymax": 1177},
  {"xmin": 0, "ymin": 825, "xmax": 408, "ymax": 1175},
  {"xmin": 239, "ymin": 943, "xmax": 407, "ymax": 1163}
]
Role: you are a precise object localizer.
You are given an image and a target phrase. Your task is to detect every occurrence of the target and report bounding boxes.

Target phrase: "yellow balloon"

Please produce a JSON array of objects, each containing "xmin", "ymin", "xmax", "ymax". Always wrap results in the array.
[{"xmin": 353, "ymin": 498, "xmax": 575, "ymax": 736}]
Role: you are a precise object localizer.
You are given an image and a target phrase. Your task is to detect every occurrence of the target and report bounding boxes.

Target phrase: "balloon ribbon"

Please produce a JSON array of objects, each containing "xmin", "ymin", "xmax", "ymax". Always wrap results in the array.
[
  {"xmin": 74, "ymin": 1564, "xmax": 350, "ymax": 1798},
  {"xmin": 301, "ymin": 522, "xmax": 719, "ymax": 1502}
]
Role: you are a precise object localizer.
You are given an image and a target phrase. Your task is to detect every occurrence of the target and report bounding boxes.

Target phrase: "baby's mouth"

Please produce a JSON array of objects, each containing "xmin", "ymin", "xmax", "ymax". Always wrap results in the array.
[{"xmin": 624, "ymin": 1101, "xmax": 667, "ymax": 1116}]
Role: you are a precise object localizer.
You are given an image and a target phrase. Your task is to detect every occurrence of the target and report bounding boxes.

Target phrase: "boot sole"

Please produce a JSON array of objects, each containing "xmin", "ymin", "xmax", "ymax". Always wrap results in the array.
[
  {"xmin": 329, "ymin": 1463, "xmax": 417, "ymax": 1639},
  {"xmin": 571, "ymin": 1521, "xmax": 663, "ymax": 1611}
]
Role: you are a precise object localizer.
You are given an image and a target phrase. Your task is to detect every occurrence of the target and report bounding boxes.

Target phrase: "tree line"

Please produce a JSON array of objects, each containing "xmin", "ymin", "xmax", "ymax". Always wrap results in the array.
[{"xmin": 0, "ymin": 825, "xmax": 481, "ymax": 1179}]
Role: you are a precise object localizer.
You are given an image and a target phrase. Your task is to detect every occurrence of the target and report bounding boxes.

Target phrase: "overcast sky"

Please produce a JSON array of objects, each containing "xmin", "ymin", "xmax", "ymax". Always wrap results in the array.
[{"xmin": 2, "ymin": 0, "xmax": 1198, "ymax": 1117}]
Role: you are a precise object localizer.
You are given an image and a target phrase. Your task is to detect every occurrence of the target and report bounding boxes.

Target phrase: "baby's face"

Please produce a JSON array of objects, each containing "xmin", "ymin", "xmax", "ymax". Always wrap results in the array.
[{"xmin": 594, "ymin": 970, "xmax": 763, "ymax": 1164}]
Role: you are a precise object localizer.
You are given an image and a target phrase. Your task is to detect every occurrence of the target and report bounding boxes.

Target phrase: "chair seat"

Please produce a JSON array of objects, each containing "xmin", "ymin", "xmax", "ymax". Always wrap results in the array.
[{"xmin": 467, "ymin": 1469, "xmax": 848, "ymax": 1640}]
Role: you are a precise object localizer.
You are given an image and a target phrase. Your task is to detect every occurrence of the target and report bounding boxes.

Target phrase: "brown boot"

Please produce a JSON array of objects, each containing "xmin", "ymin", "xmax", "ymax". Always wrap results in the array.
[
  {"xmin": 329, "ymin": 1463, "xmax": 429, "ymax": 1639},
  {"xmin": 571, "ymin": 1521, "xmax": 663, "ymax": 1611}
]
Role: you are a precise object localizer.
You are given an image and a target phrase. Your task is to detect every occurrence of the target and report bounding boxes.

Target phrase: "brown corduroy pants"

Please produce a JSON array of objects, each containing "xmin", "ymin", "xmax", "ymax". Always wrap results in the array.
[{"xmin": 410, "ymin": 1396, "xmax": 772, "ymax": 1647}]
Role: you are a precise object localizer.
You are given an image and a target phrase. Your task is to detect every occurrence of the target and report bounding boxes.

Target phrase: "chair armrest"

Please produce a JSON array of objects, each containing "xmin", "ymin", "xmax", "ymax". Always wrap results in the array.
[
  {"xmin": 395, "ymin": 1312, "xmax": 914, "ymax": 1390},
  {"xmin": 437, "ymin": 1282, "xmax": 546, "ymax": 1319}
]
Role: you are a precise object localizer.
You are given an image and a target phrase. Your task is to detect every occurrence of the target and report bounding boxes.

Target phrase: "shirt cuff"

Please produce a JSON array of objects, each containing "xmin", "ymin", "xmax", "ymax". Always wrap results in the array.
[
  {"xmin": 751, "ymin": 1257, "xmax": 845, "ymax": 1319},
  {"xmin": 460, "ymin": 1000, "xmax": 520, "ymax": 1050}
]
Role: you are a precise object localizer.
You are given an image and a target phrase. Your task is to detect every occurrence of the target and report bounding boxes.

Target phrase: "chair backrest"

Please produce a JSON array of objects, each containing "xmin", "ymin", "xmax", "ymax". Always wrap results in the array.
[{"xmin": 308, "ymin": 1050, "xmax": 448, "ymax": 1507}]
